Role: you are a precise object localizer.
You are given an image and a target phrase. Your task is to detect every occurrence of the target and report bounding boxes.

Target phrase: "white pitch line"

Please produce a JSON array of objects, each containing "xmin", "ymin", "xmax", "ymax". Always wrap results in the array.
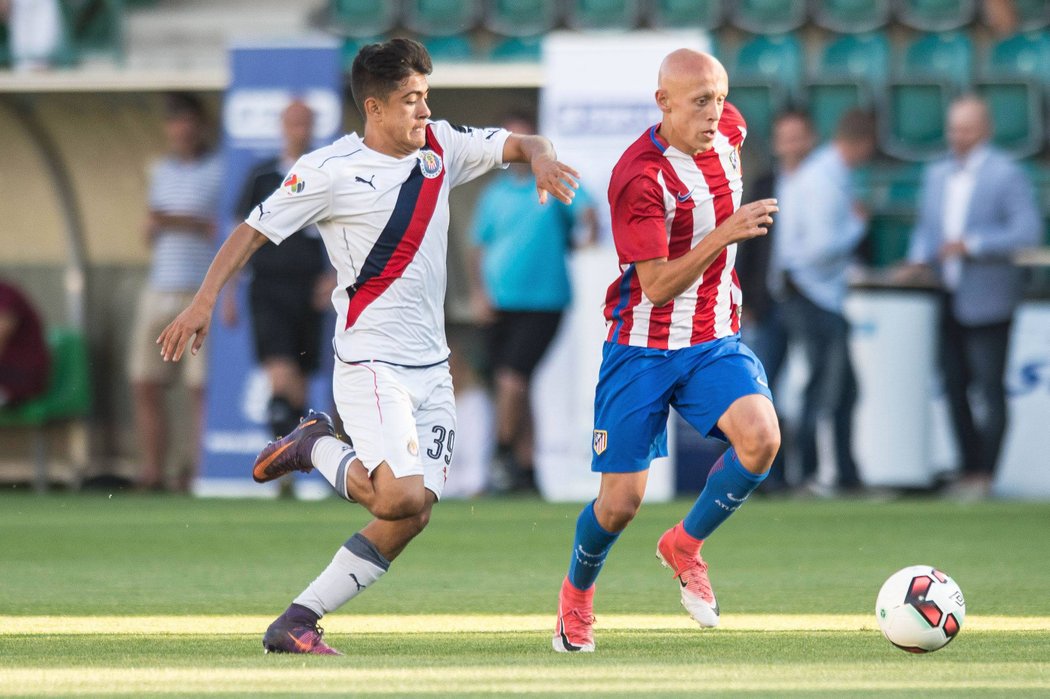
[{"xmin": 1, "ymin": 614, "xmax": 1048, "ymax": 635}]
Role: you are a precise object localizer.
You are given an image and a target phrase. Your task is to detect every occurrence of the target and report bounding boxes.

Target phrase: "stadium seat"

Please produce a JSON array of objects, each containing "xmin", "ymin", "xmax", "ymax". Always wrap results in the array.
[
  {"xmin": 896, "ymin": 0, "xmax": 976, "ymax": 31},
  {"xmin": 987, "ymin": 31, "xmax": 1050, "ymax": 84},
  {"xmin": 879, "ymin": 81, "xmax": 952, "ymax": 161},
  {"xmin": 805, "ymin": 82, "xmax": 870, "ymax": 141},
  {"xmin": 865, "ymin": 215, "xmax": 914, "ymax": 268},
  {"xmin": 59, "ymin": 0, "xmax": 125, "ymax": 66},
  {"xmin": 329, "ymin": 0, "xmax": 399, "ymax": 38},
  {"xmin": 488, "ymin": 35, "xmax": 542, "ymax": 61},
  {"xmin": 402, "ymin": 0, "xmax": 482, "ymax": 37},
  {"xmin": 420, "ymin": 35, "xmax": 476, "ymax": 61},
  {"xmin": 902, "ymin": 31, "xmax": 973, "ymax": 85},
  {"xmin": 730, "ymin": 0, "xmax": 806, "ymax": 34},
  {"xmin": 819, "ymin": 32, "xmax": 890, "ymax": 85},
  {"xmin": 812, "ymin": 0, "xmax": 891, "ymax": 33},
  {"xmin": 1011, "ymin": 0, "xmax": 1050, "ymax": 30},
  {"xmin": 564, "ymin": 0, "xmax": 642, "ymax": 30},
  {"xmin": 649, "ymin": 0, "xmax": 723, "ymax": 30},
  {"xmin": 974, "ymin": 80, "xmax": 1044, "ymax": 158},
  {"xmin": 727, "ymin": 82, "xmax": 787, "ymax": 144},
  {"xmin": 483, "ymin": 0, "xmax": 560, "ymax": 37},
  {"xmin": 734, "ymin": 33, "xmax": 804, "ymax": 97},
  {"xmin": 0, "ymin": 21, "xmax": 9, "ymax": 68},
  {"xmin": 0, "ymin": 328, "xmax": 92, "ymax": 492}
]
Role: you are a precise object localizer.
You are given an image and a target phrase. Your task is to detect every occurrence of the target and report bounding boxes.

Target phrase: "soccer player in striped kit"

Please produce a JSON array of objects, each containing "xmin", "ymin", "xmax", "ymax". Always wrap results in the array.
[
  {"xmin": 157, "ymin": 38, "xmax": 580, "ymax": 655},
  {"xmin": 553, "ymin": 49, "xmax": 781, "ymax": 652}
]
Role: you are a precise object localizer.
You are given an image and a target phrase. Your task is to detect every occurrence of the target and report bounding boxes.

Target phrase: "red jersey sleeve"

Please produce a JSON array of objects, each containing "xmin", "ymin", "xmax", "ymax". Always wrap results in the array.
[
  {"xmin": 609, "ymin": 171, "xmax": 668, "ymax": 264},
  {"xmin": 719, "ymin": 101, "xmax": 747, "ymax": 147}
]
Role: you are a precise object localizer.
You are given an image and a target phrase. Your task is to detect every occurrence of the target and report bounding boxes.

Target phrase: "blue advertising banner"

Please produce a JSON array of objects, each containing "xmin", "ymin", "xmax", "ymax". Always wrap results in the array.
[{"xmin": 196, "ymin": 38, "xmax": 343, "ymax": 498}]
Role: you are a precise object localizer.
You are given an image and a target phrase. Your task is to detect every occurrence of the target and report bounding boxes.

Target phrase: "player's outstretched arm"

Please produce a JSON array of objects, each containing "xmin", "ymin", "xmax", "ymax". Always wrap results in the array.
[
  {"xmin": 502, "ymin": 134, "xmax": 579, "ymax": 205},
  {"xmin": 635, "ymin": 199, "xmax": 778, "ymax": 307},
  {"xmin": 156, "ymin": 223, "xmax": 270, "ymax": 362}
]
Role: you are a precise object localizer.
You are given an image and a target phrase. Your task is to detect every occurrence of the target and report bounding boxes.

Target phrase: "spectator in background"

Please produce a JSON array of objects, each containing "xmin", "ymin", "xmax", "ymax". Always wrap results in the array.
[
  {"xmin": 771, "ymin": 109, "xmax": 876, "ymax": 496},
  {"xmin": 129, "ymin": 93, "xmax": 222, "ymax": 492},
  {"xmin": 469, "ymin": 110, "xmax": 598, "ymax": 493},
  {"xmin": 1, "ymin": 0, "xmax": 62, "ymax": 71},
  {"xmin": 898, "ymin": 95, "xmax": 1041, "ymax": 499},
  {"xmin": 224, "ymin": 100, "xmax": 334, "ymax": 450},
  {"xmin": 0, "ymin": 280, "xmax": 50, "ymax": 408},
  {"xmin": 737, "ymin": 109, "xmax": 816, "ymax": 493}
]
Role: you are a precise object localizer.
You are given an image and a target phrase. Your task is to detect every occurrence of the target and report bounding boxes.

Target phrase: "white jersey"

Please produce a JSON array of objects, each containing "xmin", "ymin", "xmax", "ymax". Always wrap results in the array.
[{"xmin": 246, "ymin": 120, "xmax": 510, "ymax": 366}]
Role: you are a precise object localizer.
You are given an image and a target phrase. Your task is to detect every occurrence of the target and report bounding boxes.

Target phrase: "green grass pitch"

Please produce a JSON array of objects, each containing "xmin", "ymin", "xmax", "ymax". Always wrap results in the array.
[{"xmin": 1, "ymin": 493, "xmax": 1048, "ymax": 695}]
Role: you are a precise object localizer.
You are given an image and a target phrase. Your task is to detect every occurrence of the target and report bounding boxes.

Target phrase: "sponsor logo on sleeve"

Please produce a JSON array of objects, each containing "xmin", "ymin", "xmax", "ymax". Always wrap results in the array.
[{"xmin": 282, "ymin": 173, "xmax": 305, "ymax": 194}]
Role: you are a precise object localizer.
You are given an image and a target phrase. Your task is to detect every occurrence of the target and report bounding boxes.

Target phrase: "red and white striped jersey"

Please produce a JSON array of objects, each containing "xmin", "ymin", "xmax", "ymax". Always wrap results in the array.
[
  {"xmin": 603, "ymin": 103, "xmax": 747, "ymax": 349},
  {"xmin": 246, "ymin": 120, "xmax": 510, "ymax": 366}
]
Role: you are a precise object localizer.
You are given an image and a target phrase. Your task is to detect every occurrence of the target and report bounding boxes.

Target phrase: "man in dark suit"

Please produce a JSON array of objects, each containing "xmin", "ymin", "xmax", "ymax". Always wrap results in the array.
[
  {"xmin": 902, "ymin": 95, "xmax": 1041, "ymax": 497},
  {"xmin": 737, "ymin": 109, "xmax": 815, "ymax": 492}
]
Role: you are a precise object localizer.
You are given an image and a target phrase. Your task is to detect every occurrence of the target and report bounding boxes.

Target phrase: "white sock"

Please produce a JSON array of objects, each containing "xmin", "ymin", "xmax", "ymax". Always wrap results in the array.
[
  {"xmin": 311, "ymin": 436, "xmax": 356, "ymax": 500},
  {"xmin": 293, "ymin": 533, "xmax": 390, "ymax": 617}
]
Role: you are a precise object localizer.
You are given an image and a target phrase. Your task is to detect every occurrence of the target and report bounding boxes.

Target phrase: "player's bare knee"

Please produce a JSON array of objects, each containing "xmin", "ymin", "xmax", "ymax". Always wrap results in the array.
[
  {"xmin": 737, "ymin": 421, "xmax": 780, "ymax": 473},
  {"xmin": 596, "ymin": 494, "xmax": 642, "ymax": 532},
  {"xmin": 372, "ymin": 489, "xmax": 426, "ymax": 521}
]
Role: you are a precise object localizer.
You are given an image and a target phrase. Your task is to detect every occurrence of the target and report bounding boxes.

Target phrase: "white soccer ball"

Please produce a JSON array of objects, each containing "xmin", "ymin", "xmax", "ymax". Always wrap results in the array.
[{"xmin": 875, "ymin": 565, "xmax": 965, "ymax": 653}]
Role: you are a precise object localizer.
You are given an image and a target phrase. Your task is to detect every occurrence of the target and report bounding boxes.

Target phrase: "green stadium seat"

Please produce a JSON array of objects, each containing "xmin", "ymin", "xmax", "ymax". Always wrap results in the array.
[
  {"xmin": 564, "ymin": 0, "xmax": 642, "ymax": 30},
  {"xmin": 813, "ymin": 0, "xmax": 891, "ymax": 33},
  {"xmin": 865, "ymin": 214, "xmax": 914, "ymax": 268},
  {"xmin": 730, "ymin": 0, "xmax": 806, "ymax": 33},
  {"xmin": 0, "ymin": 328, "xmax": 92, "ymax": 492},
  {"xmin": 421, "ymin": 35, "xmax": 476, "ymax": 61},
  {"xmin": 649, "ymin": 0, "xmax": 723, "ymax": 30},
  {"xmin": 896, "ymin": 0, "xmax": 975, "ymax": 31},
  {"xmin": 0, "ymin": 22, "xmax": 9, "ymax": 68},
  {"xmin": 488, "ymin": 35, "xmax": 543, "ymax": 61},
  {"xmin": 1009, "ymin": 0, "xmax": 1050, "ymax": 30},
  {"xmin": 329, "ymin": 0, "xmax": 399, "ymax": 38},
  {"xmin": 880, "ymin": 81, "xmax": 952, "ymax": 161},
  {"xmin": 805, "ymin": 82, "xmax": 869, "ymax": 141},
  {"xmin": 59, "ymin": 0, "xmax": 125, "ymax": 66},
  {"xmin": 987, "ymin": 31, "xmax": 1050, "ymax": 84},
  {"xmin": 734, "ymin": 33, "xmax": 803, "ymax": 96},
  {"xmin": 819, "ymin": 32, "xmax": 890, "ymax": 84},
  {"xmin": 402, "ymin": 0, "xmax": 482, "ymax": 37},
  {"xmin": 902, "ymin": 31, "xmax": 973, "ymax": 85},
  {"xmin": 484, "ymin": 0, "xmax": 560, "ymax": 37},
  {"xmin": 975, "ymin": 80, "xmax": 1044, "ymax": 158},
  {"xmin": 728, "ymin": 82, "xmax": 787, "ymax": 145}
]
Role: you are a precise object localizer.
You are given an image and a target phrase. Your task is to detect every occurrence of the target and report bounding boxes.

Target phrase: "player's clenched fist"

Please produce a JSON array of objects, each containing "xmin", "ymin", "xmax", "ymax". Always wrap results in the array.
[
  {"xmin": 718, "ymin": 198, "xmax": 778, "ymax": 243},
  {"xmin": 156, "ymin": 300, "xmax": 213, "ymax": 362}
]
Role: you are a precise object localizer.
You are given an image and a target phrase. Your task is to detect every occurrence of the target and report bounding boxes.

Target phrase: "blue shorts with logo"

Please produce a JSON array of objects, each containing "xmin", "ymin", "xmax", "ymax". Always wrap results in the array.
[{"xmin": 591, "ymin": 335, "xmax": 772, "ymax": 473}]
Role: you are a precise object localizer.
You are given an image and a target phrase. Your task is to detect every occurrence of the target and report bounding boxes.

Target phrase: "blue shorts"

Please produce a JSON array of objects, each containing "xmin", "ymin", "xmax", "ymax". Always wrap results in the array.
[{"xmin": 591, "ymin": 335, "xmax": 772, "ymax": 473}]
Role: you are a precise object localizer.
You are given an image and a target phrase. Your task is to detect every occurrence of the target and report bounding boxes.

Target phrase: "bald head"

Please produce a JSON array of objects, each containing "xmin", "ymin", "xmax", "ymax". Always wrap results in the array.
[
  {"xmin": 658, "ymin": 49, "xmax": 728, "ymax": 94},
  {"xmin": 654, "ymin": 49, "xmax": 729, "ymax": 155},
  {"xmin": 947, "ymin": 95, "xmax": 991, "ymax": 158},
  {"xmin": 282, "ymin": 99, "xmax": 314, "ymax": 159}
]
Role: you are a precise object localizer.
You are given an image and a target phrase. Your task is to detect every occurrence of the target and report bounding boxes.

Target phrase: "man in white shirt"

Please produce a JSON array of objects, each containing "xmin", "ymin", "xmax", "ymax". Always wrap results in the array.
[
  {"xmin": 902, "ymin": 95, "xmax": 1041, "ymax": 498},
  {"xmin": 772, "ymin": 109, "xmax": 876, "ymax": 495},
  {"xmin": 157, "ymin": 38, "xmax": 579, "ymax": 655}
]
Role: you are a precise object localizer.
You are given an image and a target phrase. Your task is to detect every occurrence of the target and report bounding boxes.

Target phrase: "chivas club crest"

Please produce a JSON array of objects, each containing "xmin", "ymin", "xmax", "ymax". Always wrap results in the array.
[{"xmin": 418, "ymin": 150, "xmax": 443, "ymax": 178}]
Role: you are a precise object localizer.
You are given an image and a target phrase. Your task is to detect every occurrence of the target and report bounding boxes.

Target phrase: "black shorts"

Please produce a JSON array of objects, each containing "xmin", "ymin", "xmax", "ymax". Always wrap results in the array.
[
  {"xmin": 486, "ymin": 310, "xmax": 563, "ymax": 379},
  {"xmin": 249, "ymin": 277, "xmax": 325, "ymax": 374}
]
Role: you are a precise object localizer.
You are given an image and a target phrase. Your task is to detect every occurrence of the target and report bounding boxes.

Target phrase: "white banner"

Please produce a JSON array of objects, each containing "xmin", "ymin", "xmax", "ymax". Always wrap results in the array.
[{"xmin": 533, "ymin": 31, "xmax": 709, "ymax": 502}]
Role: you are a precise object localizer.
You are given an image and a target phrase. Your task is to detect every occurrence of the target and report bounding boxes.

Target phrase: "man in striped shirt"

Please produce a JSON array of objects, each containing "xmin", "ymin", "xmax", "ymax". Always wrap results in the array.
[
  {"xmin": 553, "ymin": 49, "xmax": 781, "ymax": 652},
  {"xmin": 129, "ymin": 93, "xmax": 222, "ymax": 492}
]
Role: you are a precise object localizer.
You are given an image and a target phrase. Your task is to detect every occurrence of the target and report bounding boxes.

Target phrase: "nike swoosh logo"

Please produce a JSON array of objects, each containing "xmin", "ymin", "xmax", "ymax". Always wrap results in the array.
[
  {"xmin": 726, "ymin": 492, "xmax": 749, "ymax": 503},
  {"xmin": 676, "ymin": 190, "xmax": 693, "ymax": 203},
  {"xmin": 757, "ymin": 376, "xmax": 769, "ymax": 387},
  {"xmin": 288, "ymin": 631, "xmax": 313, "ymax": 652},
  {"xmin": 253, "ymin": 442, "xmax": 293, "ymax": 480}
]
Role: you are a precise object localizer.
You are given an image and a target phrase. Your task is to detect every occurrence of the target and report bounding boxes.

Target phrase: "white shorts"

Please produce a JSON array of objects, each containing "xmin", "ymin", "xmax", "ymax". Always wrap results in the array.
[{"xmin": 333, "ymin": 360, "xmax": 456, "ymax": 500}]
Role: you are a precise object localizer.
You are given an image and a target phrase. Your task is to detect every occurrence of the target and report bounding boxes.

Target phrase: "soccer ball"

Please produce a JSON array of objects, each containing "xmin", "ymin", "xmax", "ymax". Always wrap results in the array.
[{"xmin": 875, "ymin": 565, "xmax": 965, "ymax": 653}]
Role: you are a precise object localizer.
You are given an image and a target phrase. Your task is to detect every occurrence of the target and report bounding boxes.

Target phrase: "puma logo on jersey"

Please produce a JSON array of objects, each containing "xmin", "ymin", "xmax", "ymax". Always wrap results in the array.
[{"xmin": 355, "ymin": 175, "xmax": 376, "ymax": 189}]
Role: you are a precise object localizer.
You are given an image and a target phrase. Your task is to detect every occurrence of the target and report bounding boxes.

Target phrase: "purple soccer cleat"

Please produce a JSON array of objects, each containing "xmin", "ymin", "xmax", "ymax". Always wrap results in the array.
[
  {"xmin": 262, "ymin": 615, "xmax": 343, "ymax": 656},
  {"xmin": 252, "ymin": 410, "xmax": 336, "ymax": 484}
]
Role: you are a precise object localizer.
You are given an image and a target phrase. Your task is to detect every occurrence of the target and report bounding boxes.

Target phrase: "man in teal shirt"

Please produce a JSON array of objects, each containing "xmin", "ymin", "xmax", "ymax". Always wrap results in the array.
[{"xmin": 470, "ymin": 112, "xmax": 598, "ymax": 492}]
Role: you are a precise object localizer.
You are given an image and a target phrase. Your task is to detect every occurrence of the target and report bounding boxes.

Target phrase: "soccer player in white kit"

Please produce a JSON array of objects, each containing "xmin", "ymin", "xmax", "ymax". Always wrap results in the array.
[{"xmin": 157, "ymin": 38, "xmax": 580, "ymax": 655}]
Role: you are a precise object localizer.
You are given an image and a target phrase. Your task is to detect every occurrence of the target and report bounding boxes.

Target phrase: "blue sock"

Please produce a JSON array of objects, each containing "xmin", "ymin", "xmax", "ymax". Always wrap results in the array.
[
  {"xmin": 566, "ymin": 500, "xmax": 620, "ymax": 591},
  {"xmin": 682, "ymin": 448, "xmax": 766, "ymax": 541}
]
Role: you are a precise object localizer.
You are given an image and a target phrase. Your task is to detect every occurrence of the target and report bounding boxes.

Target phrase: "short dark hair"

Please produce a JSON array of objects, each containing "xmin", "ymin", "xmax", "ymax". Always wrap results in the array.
[
  {"xmin": 773, "ymin": 108, "xmax": 813, "ymax": 130},
  {"xmin": 835, "ymin": 108, "xmax": 876, "ymax": 142},
  {"xmin": 350, "ymin": 38, "xmax": 433, "ymax": 119},
  {"xmin": 163, "ymin": 92, "xmax": 206, "ymax": 121}
]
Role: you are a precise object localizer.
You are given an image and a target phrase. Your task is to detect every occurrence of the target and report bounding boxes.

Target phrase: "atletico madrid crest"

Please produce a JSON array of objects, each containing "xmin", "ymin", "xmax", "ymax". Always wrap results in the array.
[{"xmin": 593, "ymin": 430, "xmax": 608, "ymax": 456}]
